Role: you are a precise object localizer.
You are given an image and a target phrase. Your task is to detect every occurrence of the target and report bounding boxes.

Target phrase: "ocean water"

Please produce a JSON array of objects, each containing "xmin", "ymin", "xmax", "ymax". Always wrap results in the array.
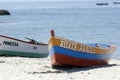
[{"xmin": 0, "ymin": 1, "xmax": 120, "ymax": 59}]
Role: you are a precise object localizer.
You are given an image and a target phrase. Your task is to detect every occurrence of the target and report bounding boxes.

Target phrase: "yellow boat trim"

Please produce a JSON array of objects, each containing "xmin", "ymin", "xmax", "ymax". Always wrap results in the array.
[{"xmin": 48, "ymin": 37, "xmax": 115, "ymax": 54}]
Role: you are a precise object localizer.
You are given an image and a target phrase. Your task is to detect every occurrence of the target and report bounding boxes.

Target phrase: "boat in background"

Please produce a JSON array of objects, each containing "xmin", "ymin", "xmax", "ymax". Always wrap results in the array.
[
  {"xmin": 48, "ymin": 30, "xmax": 116, "ymax": 67},
  {"xmin": 113, "ymin": 2, "xmax": 120, "ymax": 4},
  {"xmin": 96, "ymin": 2, "xmax": 109, "ymax": 6},
  {"xmin": 0, "ymin": 35, "xmax": 48, "ymax": 58}
]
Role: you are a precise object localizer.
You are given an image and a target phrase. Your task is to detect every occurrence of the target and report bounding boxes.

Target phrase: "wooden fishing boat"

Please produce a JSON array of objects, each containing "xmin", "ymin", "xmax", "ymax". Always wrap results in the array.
[
  {"xmin": 48, "ymin": 30, "xmax": 116, "ymax": 67},
  {"xmin": 0, "ymin": 35, "xmax": 48, "ymax": 58}
]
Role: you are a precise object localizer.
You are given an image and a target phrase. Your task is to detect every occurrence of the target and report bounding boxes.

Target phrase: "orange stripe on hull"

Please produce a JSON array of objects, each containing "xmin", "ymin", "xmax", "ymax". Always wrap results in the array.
[{"xmin": 51, "ymin": 53, "xmax": 109, "ymax": 67}]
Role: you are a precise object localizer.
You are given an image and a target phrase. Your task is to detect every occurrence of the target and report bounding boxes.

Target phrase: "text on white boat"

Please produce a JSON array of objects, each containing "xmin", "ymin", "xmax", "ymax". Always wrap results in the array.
[{"xmin": 3, "ymin": 41, "xmax": 18, "ymax": 46}]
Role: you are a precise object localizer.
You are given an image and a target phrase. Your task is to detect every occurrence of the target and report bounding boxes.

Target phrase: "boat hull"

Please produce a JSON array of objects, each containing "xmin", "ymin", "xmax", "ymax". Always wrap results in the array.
[
  {"xmin": 51, "ymin": 53, "xmax": 108, "ymax": 67},
  {"xmin": 49, "ymin": 46, "xmax": 112, "ymax": 67},
  {"xmin": 0, "ymin": 50, "xmax": 48, "ymax": 58},
  {"xmin": 0, "ymin": 35, "xmax": 48, "ymax": 58}
]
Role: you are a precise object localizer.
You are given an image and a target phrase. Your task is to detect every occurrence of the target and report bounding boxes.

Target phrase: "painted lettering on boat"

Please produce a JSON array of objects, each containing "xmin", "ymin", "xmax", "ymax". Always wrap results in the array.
[
  {"xmin": 3, "ymin": 41, "xmax": 18, "ymax": 46},
  {"xmin": 78, "ymin": 44, "xmax": 95, "ymax": 53},
  {"xmin": 60, "ymin": 40, "xmax": 95, "ymax": 53},
  {"xmin": 33, "ymin": 46, "xmax": 37, "ymax": 50},
  {"xmin": 60, "ymin": 40, "xmax": 77, "ymax": 50}
]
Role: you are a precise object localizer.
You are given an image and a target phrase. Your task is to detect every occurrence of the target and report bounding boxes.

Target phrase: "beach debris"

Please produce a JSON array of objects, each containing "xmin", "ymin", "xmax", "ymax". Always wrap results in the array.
[
  {"xmin": 0, "ymin": 60, "xmax": 5, "ymax": 63},
  {"xmin": 27, "ymin": 70, "xmax": 64, "ymax": 74}
]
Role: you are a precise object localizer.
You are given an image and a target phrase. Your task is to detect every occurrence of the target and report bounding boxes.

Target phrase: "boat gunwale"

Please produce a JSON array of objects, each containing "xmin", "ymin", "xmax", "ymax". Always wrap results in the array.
[
  {"xmin": 50, "ymin": 36, "xmax": 115, "ymax": 50},
  {"xmin": 0, "ymin": 35, "xmax": 47, "ymax": 46}
]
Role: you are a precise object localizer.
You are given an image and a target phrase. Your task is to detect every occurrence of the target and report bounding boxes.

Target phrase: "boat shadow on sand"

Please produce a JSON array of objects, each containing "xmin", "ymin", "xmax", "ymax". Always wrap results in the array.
[
  {"xmin": 51, "ymin": 63, "xmax": 118, "ymax": 73},
  {"xmin": 27, "ymin": 63, "xmax": 118, "ymax": 75}
]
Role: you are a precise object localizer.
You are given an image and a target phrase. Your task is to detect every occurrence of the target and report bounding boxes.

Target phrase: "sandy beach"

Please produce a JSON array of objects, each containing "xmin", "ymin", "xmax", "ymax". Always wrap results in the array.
[{"xmin": 0, "ymin": 57, "xmax": 120, "ymax": 80}]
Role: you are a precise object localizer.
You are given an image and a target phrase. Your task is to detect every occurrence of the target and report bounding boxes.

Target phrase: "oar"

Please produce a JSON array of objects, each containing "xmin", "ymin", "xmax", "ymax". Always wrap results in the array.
[
  {"xmin": 25, "ymin": 37, "xmax": 40, "ymax": 44},
  {"xmin": 25, "ymin": 37, "xmax": 35, "ymax": 41}
]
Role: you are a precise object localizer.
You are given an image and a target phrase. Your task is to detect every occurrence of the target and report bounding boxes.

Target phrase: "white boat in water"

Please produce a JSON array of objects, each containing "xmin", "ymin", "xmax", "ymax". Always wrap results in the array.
[
  {"xmin": 113, "ymin": 2, "xmax": 120, "ymax": 4},
  {"xmin": 96, "ymin": 2, "xmax": 109, "ymax": 6},
  {"xmin": 0, "ymin": 35, "xmax": 48, "ymax": 58}
]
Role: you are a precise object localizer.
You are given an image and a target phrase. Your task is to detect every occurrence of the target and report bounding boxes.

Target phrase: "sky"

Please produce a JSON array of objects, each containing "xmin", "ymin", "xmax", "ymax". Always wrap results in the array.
[
  {"xmin": 0, "ymin": 0, "xmax": 116, "ymax": 1},
  {"xmin": 0, "ymin": 0, "xmax": 116, "ymax": 2}
]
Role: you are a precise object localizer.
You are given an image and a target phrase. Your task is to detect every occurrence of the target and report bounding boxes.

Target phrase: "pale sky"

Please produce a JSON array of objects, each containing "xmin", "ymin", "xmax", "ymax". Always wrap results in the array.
[
  {"xmin": 0, "ymin": 0, "xmax": 115, "ymax": 2},
  {"xmin": 0, "ymin": 0, "xmax": 116, "ymax": 2},
  {"xmin": 0, "ymin": 0, "xmax": 78, "ymax": 1}
]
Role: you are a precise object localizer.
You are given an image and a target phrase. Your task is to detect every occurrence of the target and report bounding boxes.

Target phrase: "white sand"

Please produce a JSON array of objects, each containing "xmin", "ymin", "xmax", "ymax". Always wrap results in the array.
[{"xmin": 0, "ymin": 57, "xmax": 120, "ymax": 80}]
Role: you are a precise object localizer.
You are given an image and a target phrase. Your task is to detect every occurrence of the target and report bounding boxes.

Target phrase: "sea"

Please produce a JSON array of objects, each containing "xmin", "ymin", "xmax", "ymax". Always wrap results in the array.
[{"xmin": 0, "ymin": 1, "xmax": 120, "ymax": 59}]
